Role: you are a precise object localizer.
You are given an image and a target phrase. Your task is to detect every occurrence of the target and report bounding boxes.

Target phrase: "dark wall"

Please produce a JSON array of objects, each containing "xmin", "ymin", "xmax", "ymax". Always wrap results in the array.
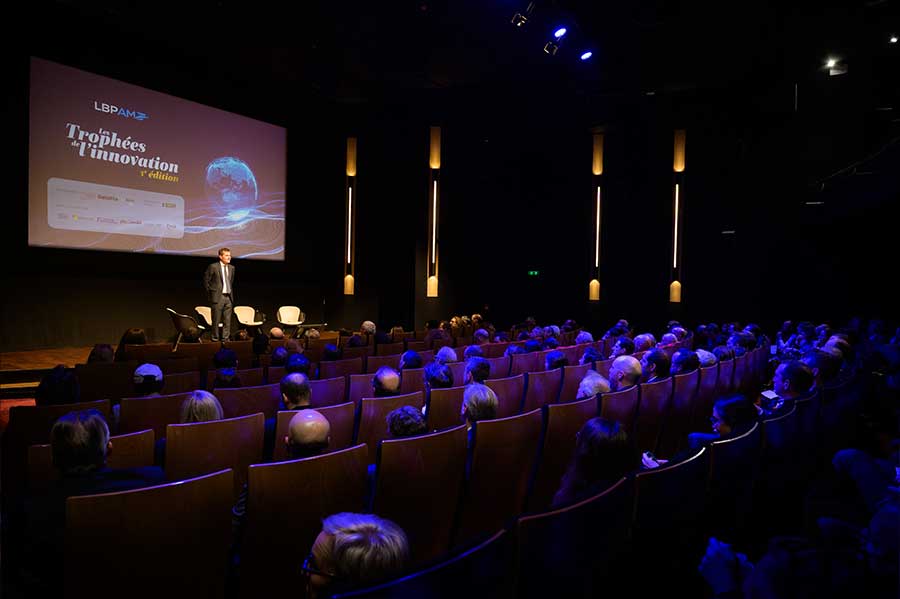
[{"xmin": 2, "ymin": 43, "xmax": 896, "ymax": 352}]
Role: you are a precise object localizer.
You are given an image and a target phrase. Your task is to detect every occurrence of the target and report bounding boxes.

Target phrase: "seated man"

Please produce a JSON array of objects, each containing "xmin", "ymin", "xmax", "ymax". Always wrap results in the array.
[
  {"xmin": 473, "ymin": 329, "xmax": 490, "ymax": 345},
  {"xmin": 658, "ymin": 333, "xmax": 678, "ymax": 347},
  {"xmin": 281, "ymin": 373, "xmax": 311, "ymax": 410},
  {"xmin": 463, "ymin": 344, "xmax": 484, "ymax": 359},
  {"xmin": 633, "ymin": 333, "xmax": 656, "ymax": 353},
  {"xmin": 264, "ymin": 372, "xmax": 313, "ymax": 459},
  {"xmin": 133, "ymin": 363, "xmax": 164, "ymax": 397},
  {"xmin": 640, "ymin": 349, "xmax": 671, "ymax": 383},
  {"xmin": 542, "ymin": 337, "xmax": 560, "ymax": 350},
  {"xmin": 398, "ymin": 350, "xmax": 423, "ymax": 371},
  {"xmin": 424, "ymin": 362, "xmax": 454, "ymax": 390},
  {"xmin": 576, "ymin": 370, "xmax": 611, "ymax": 400},
  {"xmin": 25, "ymin": 409, "xmax": 164, "ymax": 592},
  {"xmin": 284, "ymin": 410, "xmax": 331, "ymax": 459},
  {"xmin": 211, "ymin": 348, "xmax": 241, "ymax": 390},
  {"xmin": 464, "ymin": 357, "xmax": 491, "ymax": 384},
  {"xmin": 305, "ymin": 513, "xmax": 409, "ymax": 595},
  {"xmin": 270, "ymin": 346, "xmax": 289, "ymax": 367},
  {"xmin": 801, "ymin": 349, "xmax": 842, "ymax": 390},
  {"xmin": 285, "ymin": 352, "xmax": 312, "ymax": 376},
  {"xmin": 575, "ymin": 331, "xmax": 594, "ymax": 345},
  {"xmin": 505, "ymin": 344, "xmax": 526, "ymax": 357},
  {"xmin": 373, "ymin": 366, "xmax": 401, "ymax": 397},
  {"xmin": 580, "ymin": 346, "xmax": 603, "ymax": 365},
  {"xmin": 760, "ymin": 360, "xmax": 814, "ymax": 417},
  {"xmin": 607, "ymin": 356, "xmax": 642, "ymax": 391},
  {"xmin": 696, "ymin": 348, "xmax": 718, "ymax": 367},
  {"xmin": 670, "ymin": 348, "xmax": 700, "ymax": 376},
  {"xmin": 545, "ymin": 350, "xmax": 568, "ymax": 370},
  {"xmin": 387, "ymin": 405, "xmax": 427, "ymax": 438},
  {"xmin": 269, "ymin": 327, "xmax": 285, "ymax": 339},
  {"xmin": 609, "ymin": 336, "xmax": 635, "ymax": 359}
]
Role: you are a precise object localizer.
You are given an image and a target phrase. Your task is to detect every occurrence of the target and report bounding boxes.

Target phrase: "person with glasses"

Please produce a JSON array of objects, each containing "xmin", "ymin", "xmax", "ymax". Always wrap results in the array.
[{"xmin": 303, "ymin": 512, "xmax": 408, "ymax": 597}]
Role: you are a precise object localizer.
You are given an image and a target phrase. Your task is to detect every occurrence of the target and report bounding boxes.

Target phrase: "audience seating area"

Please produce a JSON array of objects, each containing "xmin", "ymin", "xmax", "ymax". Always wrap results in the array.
[{"xmin": 1, "ymin": 325, "xmax": 876, "ymax": 597}]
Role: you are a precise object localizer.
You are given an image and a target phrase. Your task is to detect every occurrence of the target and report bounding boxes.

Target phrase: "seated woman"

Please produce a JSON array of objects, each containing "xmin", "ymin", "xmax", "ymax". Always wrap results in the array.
[
  {"xmin": 643, "ymin": 395, "xmax": 757, "ymax": 469},
  {"xmin": 552, "ymin": 417, "xmax": 634, "ymax": 508},
  {"xmin": 155, "ymin": 390, "xmax": 225, "ymax": 465}
]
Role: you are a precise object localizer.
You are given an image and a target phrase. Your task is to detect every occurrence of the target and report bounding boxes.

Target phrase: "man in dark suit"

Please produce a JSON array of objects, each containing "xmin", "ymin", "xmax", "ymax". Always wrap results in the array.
[{"xmin": 204, "ymin": 247, "xmax": 235, "ymax": 341}]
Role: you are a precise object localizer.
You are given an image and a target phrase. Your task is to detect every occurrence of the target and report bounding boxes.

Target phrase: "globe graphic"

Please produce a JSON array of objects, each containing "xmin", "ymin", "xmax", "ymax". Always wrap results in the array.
[{"xmin": 204, "ymin": 157, "xmax": 258, "ymax": 221}]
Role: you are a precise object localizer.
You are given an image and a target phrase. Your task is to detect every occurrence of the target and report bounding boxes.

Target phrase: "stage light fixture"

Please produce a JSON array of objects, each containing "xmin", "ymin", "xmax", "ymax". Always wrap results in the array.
[
  {"xmin": 511, "ymin": 2, "xmax": 535, "ymax": 27},
  {"xmin": 890, "ymin": 35, "xmax": 898, "ymax": 44},
  {"xmin": 580, "ymin": 51, "xmax": 593, "ymax": 60},
  {"xmin": 825, "ymin": 58, "xmax": 837, "ymax": 68},
  {"xmin": 554, "ymin": 27, "xmax": 567, "ymax": 38},
  {"xmin": 544, "ymin": 41, "xmax": 559, "ymax": 55}
]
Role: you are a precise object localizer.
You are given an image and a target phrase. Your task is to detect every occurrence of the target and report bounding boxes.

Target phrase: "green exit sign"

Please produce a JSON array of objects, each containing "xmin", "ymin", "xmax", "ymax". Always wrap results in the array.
[{"xmin": 527, "ymin": 270, "xmax": 540, "ymax": 276}]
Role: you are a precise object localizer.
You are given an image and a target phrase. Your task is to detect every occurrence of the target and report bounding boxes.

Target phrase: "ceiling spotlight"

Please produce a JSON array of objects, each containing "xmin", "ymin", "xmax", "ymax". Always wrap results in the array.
[
  {"xmin": 891, "ymin": 35, "xmax": 898, "ymax": 44},
  {"xmin": 554, "ymin": 27, "xmax": 567, "ymax": 39},
  {"xmin": 825, "ymin": 58, "xmax": 837, "ymax": 68},
  {"xmin": 511, "ymin": 2, "xmax": 535, "ymax": 27},
  {"xmin": 580, "ymin": 51, "xmax": 593, "ymax": 60}
]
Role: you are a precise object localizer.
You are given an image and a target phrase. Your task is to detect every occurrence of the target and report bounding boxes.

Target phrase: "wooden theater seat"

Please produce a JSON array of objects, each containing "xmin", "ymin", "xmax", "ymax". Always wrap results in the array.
[
  {"xmin": 372, "ymin": 424, "xmax": 468, "ymax": 564},
  {"xmin": 521, "ymin": 368, "xmax": 563, "ymax": 413},
  {"xmin": 485, "ymin": 374, "xmax": 525, "ymax": 418},
  {"xmin": 239, "ymin": 445, "xmax": 368, "ymax": 599},
  {"xmin": 454, "ymin": 409, "xmax": 542, "ymax": 547},
  {"xmin": 165, "ymin": 413, "xmax": 264, "ymax": 495},
  {"xmin": 64, "ymin": 469, "xmax": 233, "ymax": 599},
  {"xmin": 527, "ymin": 396, "xmax": 599, "ymax": 512},
  {"xmin": 357, "ymin": 391, "xmax": 425, "ymax": 463},
  {"xmin": 119, "ymin": 392, "xmax": 191, "ymax": 439},
  {"xmin": 309, "ymin": 375, "xmax": 347, "ymax": 408},
  {"xmin": 426, "ymin": 386, "xmax": 466, "ymax": 431}
]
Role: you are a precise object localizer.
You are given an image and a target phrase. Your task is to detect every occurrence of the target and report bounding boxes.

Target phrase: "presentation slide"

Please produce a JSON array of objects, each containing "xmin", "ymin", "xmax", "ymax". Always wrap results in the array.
[{"xmin": 28, "ymin": 57, "xmax": 286, "ymax": 260}]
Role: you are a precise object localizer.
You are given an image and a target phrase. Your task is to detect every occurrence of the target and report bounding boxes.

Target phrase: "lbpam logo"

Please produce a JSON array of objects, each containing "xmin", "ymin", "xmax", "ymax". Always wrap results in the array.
[{"xmin": 93, "ymin": 101, "xmax": 149, "ymax": 121}]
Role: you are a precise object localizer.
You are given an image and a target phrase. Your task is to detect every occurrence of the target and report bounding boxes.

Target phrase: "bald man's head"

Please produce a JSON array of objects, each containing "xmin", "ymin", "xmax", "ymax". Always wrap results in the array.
[
  {"xmin": 373, "ymin": 367, "xmax": 401, "ymax": 397},
  {"xmin": 609, "ymin": 355, "xmax": 642, "ymax": 391},
  {"xmin": 285, "ymin": 410, "xmax": 330, "ymax": 459}
]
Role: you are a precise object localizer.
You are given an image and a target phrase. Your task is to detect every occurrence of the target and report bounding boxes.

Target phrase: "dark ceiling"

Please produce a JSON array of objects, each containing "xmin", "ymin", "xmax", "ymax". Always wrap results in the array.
[{"xmin": 28, "ymin": 0, "xmax": 900, "ymax": 109}]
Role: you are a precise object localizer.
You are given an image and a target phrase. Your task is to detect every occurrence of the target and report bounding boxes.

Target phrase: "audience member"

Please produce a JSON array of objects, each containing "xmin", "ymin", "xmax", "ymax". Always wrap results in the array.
[
  {"xmin": 608, "ymin": 356, "xmax": 642, "ymax": 391},
  {"xmin": 801, "ymin": 349, "xmax": 842, "ymax": 389},
  {"xmin": 713, "ymin": 345, "xmax": 736, "ymax": 362},
  {"xmin": 633, "ymin": 334, "xmax": 656, "ymax": 353},
  {"xmin": 24, "ymin": 409, "xmax": 164, "ymax": 592},
  {"xmin": 542, "ymin": 337, "xmax": 560, "ymax": 350},
  {"xmin": 463, "ymin": 344, "xmax": 484, "ymax": 359},
  {"xmin": 505, "ymin": 344, "xmax": 526, "ymax": 357},
  {"xmin": 281, "ymin": 373, "xmax": 312, "ymax": 410},
  {"xmin": 760, "ymin": 360, "xmax": 814, "ymax": 417},
  {"xmin": 211, "ymin": 348, "xmax": 241, "ymax": 389},
  {"xmin": 322, "ymin": 343, "xmax": 342, "ymax": 361},
  {"xmin": 473, "ymin": 329, "xmax": 490, "ymax": 345},
  {"xmin": 270, "ymin": 346, "xmax": 289, "ymax": 367},
  {"xmin": 686, "ymin": 394, "xmax": 758, "ymax": 451},
  {"xmin": 180, "ymin": 390, "xmax": 224, "ymax": 423},
  {"xmin": 86, "ymin": 344, "xmax": 114, "ymax": 363},
  {"xmin": 269, "ymin": 327, "xmax": 285, "ymax": 339},
  {"xmin": 696, "ymin": 348, "xmax": 718, "ymax": 367},
  {"xmin": 373, "ymin": 367, "xmax": 401, "ymax": 397},
  {"xmin": 461, "ymin": 383, "xmax": 498, "ymax": 427},
  {"xmin": 114, "ymin": 327, "xmax": 147, "ymax": 361},
  {"xmin": 545, "ymin": 350, "xmax": 568, "ymax": 370},
  {"xmin": 387, "ymin": 405, "xmax": 427, "ymax": 438},
  {"xmin": 305, "ymin": 513, "xmax": 409, "ymax": 595},
  {"xmin": 286, "ymin": 352, "xmax": 311, "ymax": 376},
  {"xmin": 284, "ymin": 410, "xmax": 331, "ymax": 459},
  {"xmin": 609, "ymin": 336, "xmax": 635, "ymax": 358},
  {"xmin": 133, "ymin": 363, "xmax": 164, "ymax": 396},
  {"xmin": 435, "ymin": 345, "xmax": 458, "ymax": 364},
  {"xmin": 35, "ymin": 365, "xmax": 80, "ymax": 407},
  {"xmin": 670, "ymin": 348, "xmax": 700, "ymax": 375},
  {"xmin": 464, "ymin": 357, "xmax": 490, "ymax": 384},
  {"xmin": 398, "ymin": 350, "xmax": 423, "ymax": 371},
  {"xmin": 658, "ymin": 333, "xmax": 678, "ymax": 347},
  {"xmin": 424, "ymin": 362, "xmax": 453, "ymax": 389},
  {"xmin": 580, "ymin": 346, "xmax": 603, "ymax": 365},
  {"xmin": 640, "ymin": 349, "xmax": 671, "ymax": 383},
  {"xmin": 552, "ymin": 418, "xmax": 633, "ymax": 507},
  {"xmin": 575, "ymin": 331, "xmax": 594, "ymax": 345},
  {"xmin": 576, "ymin": 370, "xmax": 611, "ymax": 400}
]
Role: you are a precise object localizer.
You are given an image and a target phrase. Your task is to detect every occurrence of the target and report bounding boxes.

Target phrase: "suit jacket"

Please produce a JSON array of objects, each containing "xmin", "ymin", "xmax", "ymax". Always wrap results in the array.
[{"xmin": 204, "ymin": 260, "xmax": 235, "ymax": 303}]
